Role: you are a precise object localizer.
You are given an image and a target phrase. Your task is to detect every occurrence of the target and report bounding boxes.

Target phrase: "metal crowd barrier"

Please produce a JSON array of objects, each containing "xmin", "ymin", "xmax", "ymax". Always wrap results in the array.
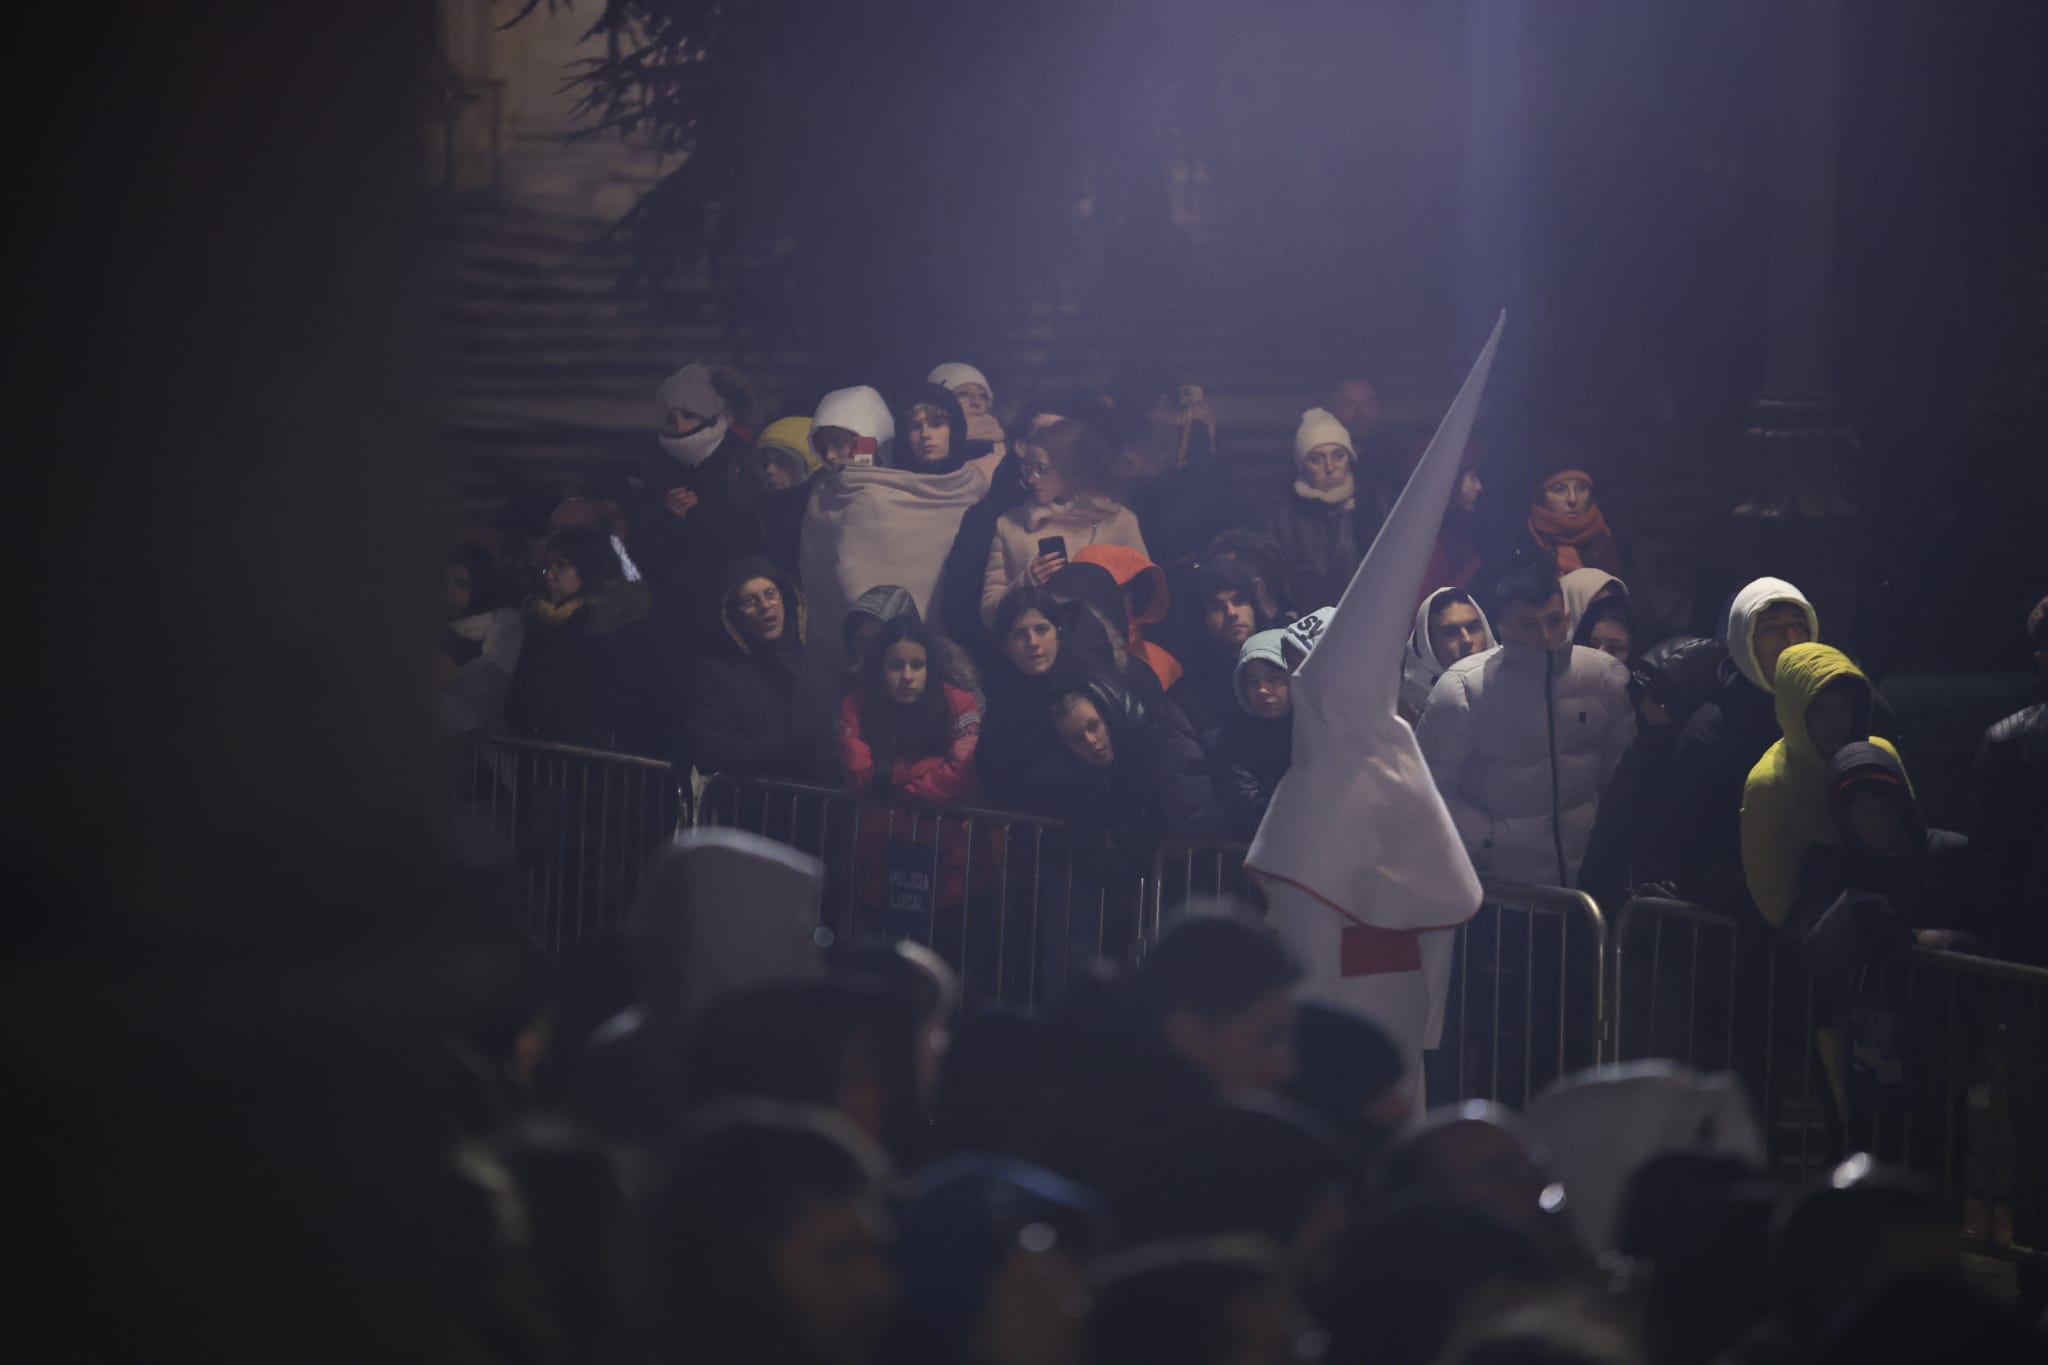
[
  {"xmin": 449, "ymin": 735, "xmax": 689, "ymax": 950},
  {"xmin": 1436, "ymin": 880, "xmax": 1609, "ymax": 1109},
  {"xmin": 1612, "ymin": 894, "xmax": 2048, "ymax": 1274},
  {"xmin": 695, "ymin": 777, "xmax": 1155, "ymax": 1010}
]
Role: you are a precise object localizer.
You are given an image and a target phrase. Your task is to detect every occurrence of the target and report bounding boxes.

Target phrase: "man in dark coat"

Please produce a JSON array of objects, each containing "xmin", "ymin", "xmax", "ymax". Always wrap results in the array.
[{"xmin": 684, "ymin": 556, "xmax": 817, "ymax": 780}]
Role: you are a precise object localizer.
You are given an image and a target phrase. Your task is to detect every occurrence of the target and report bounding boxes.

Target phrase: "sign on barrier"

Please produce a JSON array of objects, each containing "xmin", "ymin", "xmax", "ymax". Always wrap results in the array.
[{"xmin": 695, "ymin": 776, "xmax": 1154, "ymax": 1011}]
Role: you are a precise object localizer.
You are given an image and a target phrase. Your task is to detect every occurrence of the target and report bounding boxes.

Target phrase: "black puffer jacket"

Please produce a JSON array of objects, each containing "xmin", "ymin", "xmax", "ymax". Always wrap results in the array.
[
  {"xmin": 1027, "ymin": 673, "xmax": 1222, "ymax": 838},
  {"xmin": 682, "ymin": 557, "xmax": 816, "ymax": 780}
]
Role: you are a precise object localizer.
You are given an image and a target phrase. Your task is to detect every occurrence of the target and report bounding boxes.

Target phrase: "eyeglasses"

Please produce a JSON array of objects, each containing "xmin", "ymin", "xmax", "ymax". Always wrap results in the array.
[
  {"xmin": 737, "ymin": 589, "xmax": 782, "ymax": 611},
  {"xmin": 1019, "ymin": 460, "xmax": 1056, "ymax": 480}
]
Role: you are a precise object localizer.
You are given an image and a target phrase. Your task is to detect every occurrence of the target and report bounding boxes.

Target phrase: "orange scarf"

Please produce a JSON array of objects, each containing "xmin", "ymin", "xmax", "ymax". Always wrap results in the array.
[{"xmin": 1526, "ymin": 482, "xmax": 1618, "ymax": 575}]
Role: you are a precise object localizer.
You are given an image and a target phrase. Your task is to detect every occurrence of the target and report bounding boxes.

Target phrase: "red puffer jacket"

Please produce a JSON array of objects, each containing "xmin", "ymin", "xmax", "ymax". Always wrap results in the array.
[{"xmin": 836, "ymin": 684, "xmax": 984, "ymax": 911}]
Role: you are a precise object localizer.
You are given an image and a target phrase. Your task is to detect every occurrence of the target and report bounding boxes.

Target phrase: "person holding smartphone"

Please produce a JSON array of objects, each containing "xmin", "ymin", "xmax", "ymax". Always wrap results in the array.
[{"xmin": 979, "ymin": 418, "xmax": 1148, "ymax": 628}]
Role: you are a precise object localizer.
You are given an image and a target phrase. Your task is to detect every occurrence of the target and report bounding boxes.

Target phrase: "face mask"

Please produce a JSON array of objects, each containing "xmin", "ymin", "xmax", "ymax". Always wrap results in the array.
[{"xmin": 657, "ymin": 415, "xmax": 729, "ymax": 468}]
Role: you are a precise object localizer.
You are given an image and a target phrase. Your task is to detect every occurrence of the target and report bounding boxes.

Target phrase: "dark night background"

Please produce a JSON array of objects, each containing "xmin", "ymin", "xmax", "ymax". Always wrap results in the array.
[{"xmin": 5, "ymin": 1, "xmax": 2044, "ymax": 1358}]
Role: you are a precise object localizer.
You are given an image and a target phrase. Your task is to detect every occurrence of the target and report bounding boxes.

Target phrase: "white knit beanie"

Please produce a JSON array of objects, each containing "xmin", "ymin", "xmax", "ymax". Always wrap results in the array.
[
  {"xmin": 1293, "ymin": 407, "xmax": 1354, "ymax": 473},
  {"xmin": 1294, "ymin": 405, "xmax": 1359, "ymax": 464}
]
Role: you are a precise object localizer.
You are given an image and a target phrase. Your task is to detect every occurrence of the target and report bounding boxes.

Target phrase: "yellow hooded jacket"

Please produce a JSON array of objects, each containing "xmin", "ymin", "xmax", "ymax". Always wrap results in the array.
[{"xmin": 1739, "ymin": 643, "xmax": 1906, "ymax": 927}]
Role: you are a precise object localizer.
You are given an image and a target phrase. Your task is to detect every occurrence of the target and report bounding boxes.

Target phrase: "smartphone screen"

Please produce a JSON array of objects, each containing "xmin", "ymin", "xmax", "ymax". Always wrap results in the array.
[{"xmin": 1038, "ymin": 535, "xmax": 1068, "ymax": 561}]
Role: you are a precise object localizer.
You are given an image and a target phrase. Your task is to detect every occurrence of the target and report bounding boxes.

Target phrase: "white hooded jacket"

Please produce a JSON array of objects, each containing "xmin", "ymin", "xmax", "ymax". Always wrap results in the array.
[
  {"xmin": 1724, "ymin": 576, "xmax": 1818, "ymax": 693},
  {"xmin": 1247, "ymin": 317, "xmax": 1503, "ymax": 1065},
  {"xmin": 1399, "ymin": 589, "xmax": 1496, "ymax": 721},
  {"xmin": 1416, "ymin": 639, "xmax": 1635, "ymax": 887},
  {"xmin": 1559, "ymin": 568, "xmax": 1625, "ymax": 634}
]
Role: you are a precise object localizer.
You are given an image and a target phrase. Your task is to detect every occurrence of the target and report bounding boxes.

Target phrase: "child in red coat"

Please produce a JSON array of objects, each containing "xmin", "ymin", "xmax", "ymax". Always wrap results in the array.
[{"xmin": 836, "ymin": 619, "xmax": 983, "ymax": 933}]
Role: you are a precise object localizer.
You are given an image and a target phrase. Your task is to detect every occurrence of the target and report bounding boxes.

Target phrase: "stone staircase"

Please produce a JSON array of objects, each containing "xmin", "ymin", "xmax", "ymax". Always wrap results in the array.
[{"xmin": 434, "ymin": 130, "xmax": 1459, "ymax": 519}]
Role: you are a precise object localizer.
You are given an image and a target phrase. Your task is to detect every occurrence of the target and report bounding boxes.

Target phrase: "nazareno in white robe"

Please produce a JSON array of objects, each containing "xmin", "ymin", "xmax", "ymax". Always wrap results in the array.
[{"xmin": 1247, "ymin": 315, "xmax": 1504, "ymax": 1083}]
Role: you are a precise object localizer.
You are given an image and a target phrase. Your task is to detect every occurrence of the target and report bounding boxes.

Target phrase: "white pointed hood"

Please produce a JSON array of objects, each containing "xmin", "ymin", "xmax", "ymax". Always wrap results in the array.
[
  {"xmin": 1247, "ymin": 316, "xmax": 1504, "ymax": 933},
  {"xmin": 1724, "ymin": 576, "xmax": 1817, "ymax": 693},
  {"xmin": 1401, "ymin": 588, "xmax": 1496, "ymax": 714}
]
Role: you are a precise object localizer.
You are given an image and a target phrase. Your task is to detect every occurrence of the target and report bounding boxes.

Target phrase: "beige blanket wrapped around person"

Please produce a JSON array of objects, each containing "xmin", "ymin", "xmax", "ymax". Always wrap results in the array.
[{"xmin": 797, "ymin": 462, "xmax": 991, "ymax": 728}]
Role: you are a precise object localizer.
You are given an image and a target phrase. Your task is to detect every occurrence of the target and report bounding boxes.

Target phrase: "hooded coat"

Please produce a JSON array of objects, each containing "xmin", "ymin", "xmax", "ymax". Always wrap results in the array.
[
  {"xmin": 1399, "ymin": 589, "xmax": 1498, "ymax": 725},
  {"xmin": 1560, "ymin": 569, "xmax": 1626, "ymax": 636},
  {"xmin": 1073, "ymin": 544, "xmax": 1183, "ymax": 693},
  {"xmin": 1218, "ymin": 629, "xmax": 1297, "ymax": 839},
  {"xmin": 1029, "ymin": 672, "xmax": 1221, "ymax": 837},
  {"xmin": 683, "ymin": 557, "xmax": 816, "ymax": 780},
  {"xmin": 1416, "ymin": 637, "xmax": 1636, "ymax": 887},
  {"xmin": 894, "ymin": 382, "xmax": 974, "ymax": 478},
  {"xmin": 1739, "ymin": 644, "xmax": 1906, "ymax": 928},
  {"xmin": 735, "ymin": 417, "xmax": 821, "ymax": 501},
  {"xmin": 1657, "ymin": 578, "xmax": 1823, "ymax": 907}
]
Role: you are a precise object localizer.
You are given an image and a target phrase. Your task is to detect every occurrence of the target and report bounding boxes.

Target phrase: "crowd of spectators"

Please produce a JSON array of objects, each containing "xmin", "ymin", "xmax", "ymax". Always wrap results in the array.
[
  {"xmin": 445, "ymin": 360, "xmax": 2047, "ymax": 970},
  {"xmin": 430, "ymin": 887, "xmax": 2046, "ymax": 1364},
  {"xmin": 418, "ymin": 357, "xmax": 2048, "ymax": 1362}
]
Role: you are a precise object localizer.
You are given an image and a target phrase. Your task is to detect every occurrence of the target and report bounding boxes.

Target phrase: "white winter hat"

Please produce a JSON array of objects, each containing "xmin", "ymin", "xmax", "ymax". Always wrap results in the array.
[
  {"xmin": 1293, "ymin": 407, "xmax": 1354, "ymax": 468},
  {"xmin": 656, "ymin": 362, "xmax": 725, "ymax": 420},
  {"xmin": 927, "ymin": 362, "xmax": 993, "ymax": 402},
  {"xmin": 811, "ymin": 386, "xmax": 897, "ymax": 446}
]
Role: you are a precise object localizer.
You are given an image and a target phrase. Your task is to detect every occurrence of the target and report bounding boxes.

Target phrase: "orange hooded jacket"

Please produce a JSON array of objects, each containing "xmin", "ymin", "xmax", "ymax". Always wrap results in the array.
[{"xmin": 1072, "ymin": 544, "xmax": 1184, "ymax": 693}]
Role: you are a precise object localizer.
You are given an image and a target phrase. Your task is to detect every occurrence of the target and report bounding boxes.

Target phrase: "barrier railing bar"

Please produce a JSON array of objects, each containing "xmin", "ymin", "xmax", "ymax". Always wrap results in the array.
[
  {"xmin": 1796, "ymin": 967, "xmax": 1813, "ymax": 1171},
  {"xmin": 1686, "ymin": 919, "xmax": 1701, "ymax": 1064}
]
